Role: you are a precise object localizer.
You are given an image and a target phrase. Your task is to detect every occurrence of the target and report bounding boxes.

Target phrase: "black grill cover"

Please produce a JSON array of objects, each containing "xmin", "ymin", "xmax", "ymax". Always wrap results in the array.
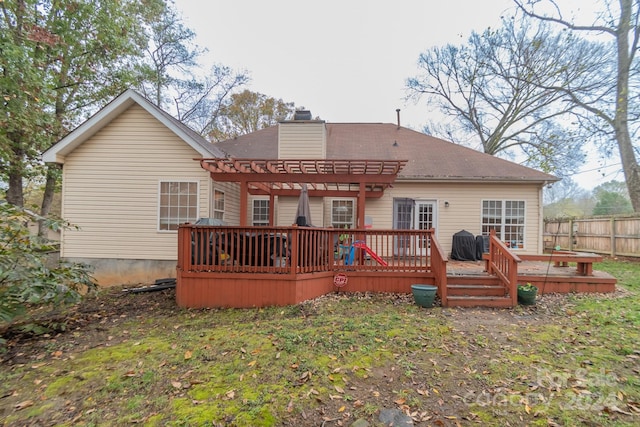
[
  {"xmin": 475, "ymin": 234, "xmax": 489, "ymax": 260},
  {"xmin": 451, "ymin": 230, "xmax": 478, "ymax": 261}
]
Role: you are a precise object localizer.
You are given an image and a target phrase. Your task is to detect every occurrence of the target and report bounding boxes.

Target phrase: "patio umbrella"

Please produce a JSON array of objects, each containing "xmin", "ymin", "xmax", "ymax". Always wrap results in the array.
[{"xmin": 294, "ymin": 183, "xmax": 312, "ymax": 226}]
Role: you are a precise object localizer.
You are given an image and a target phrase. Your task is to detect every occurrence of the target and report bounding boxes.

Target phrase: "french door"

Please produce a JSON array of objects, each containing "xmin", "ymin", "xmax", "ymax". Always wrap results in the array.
[
  {"xmin": 393, "ymin": 198, "xmax": 437, "ymax": 256},
  {"xmin": 414, "ymin": 201, "xmax": 436, "ymax": 256}
]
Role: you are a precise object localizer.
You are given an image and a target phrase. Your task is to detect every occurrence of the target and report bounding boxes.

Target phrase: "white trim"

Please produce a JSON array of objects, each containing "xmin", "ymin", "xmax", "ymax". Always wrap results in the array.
[{"xmin": 42, "ymin": 89, "xmax": 223, "ymax": 163}]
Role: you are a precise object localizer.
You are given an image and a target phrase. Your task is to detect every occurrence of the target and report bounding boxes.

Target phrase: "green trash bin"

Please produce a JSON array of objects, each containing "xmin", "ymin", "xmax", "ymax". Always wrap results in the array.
[{"xmin": 411, "ymin": 284, "xmax": 438, "ymax": 308}]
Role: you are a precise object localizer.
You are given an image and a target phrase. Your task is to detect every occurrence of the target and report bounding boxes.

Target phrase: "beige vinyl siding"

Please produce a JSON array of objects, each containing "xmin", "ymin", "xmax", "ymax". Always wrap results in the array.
[
  {"xmin": 212, "ymin": 181, "xmax": 241, "ymax": 225},
  {"xmin": 278, "ymin": 122, "xmax": 326, "ymax": 158},
  {"xmin": 61, "ymin": 104, "xmax": 211, "ymax": 260},
  {"xmin": 320, "ymin": 182, "xmax": 543, "ymax": 256},
  {"xmin": 275, "ymin": 197, "xmax": 324, "ymax": 227}
]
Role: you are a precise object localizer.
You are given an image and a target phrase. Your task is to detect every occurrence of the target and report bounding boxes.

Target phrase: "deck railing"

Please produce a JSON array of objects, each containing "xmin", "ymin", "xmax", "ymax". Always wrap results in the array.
[
  {"xmin": 429, "ymin": 232, "xmax": 448, "ymax": 302},
  {"xmin": 178, "ymin": 224, "xmax": 439, "ymax": 275},
  {"xmin": 486, "ymin": 230, "xmax": 521, "ymax": 305}
]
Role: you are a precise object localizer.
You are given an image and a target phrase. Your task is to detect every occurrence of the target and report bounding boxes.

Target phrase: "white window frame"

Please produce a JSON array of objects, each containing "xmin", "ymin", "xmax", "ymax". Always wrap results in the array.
[
  {"xmin": 158, "ymin": 180, "xmax": 199, "ymax": 232},
  {"xmin": 252, "ymin": 199, "xmax": 270, "ymax": 226},
  {"xmin": 212, "ymin": 189, "xmax": 225, "ymax": 221},
  {"xmin": 481, "ymin": 199, "xmax": 526, "ymax": 250},
  {"xmin": 331, "ymin": 199, "xmax": 355, "ymax": 229}
]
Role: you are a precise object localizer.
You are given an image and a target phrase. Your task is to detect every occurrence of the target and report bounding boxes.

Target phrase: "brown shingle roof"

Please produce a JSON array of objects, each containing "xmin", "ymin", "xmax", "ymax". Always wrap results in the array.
[{"xmin": 215, "ymin": 123, "xmax": 558, "ymax": 183}]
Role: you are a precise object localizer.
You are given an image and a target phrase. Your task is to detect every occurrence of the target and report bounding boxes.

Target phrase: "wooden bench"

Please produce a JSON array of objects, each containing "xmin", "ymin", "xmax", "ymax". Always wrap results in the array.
[{"xmin": 483, "ymin": 251, "xmax": 602, "ymax": 276}]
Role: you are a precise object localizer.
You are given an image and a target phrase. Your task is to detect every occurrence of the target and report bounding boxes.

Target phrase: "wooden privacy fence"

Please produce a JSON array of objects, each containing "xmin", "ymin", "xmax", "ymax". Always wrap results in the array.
[{"xmin": 544, "ymin": 216, "xmax": 640, "ymax": 257}]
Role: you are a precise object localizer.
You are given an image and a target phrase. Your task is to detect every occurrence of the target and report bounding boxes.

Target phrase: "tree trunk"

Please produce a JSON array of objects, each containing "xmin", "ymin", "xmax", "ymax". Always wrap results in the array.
[
  {"xmin": 615, "ymin": 127, "xmax": 640, "ymax": 211},
  {"xmin": 6, "ymin": 144, "xmax": 25, "ymax": 207},
  {"xmin": 38, "ymin": 164, "xmax": 60, "ymax": 237},
  {"xmin": 614, "ymin": 0, "xmax": 640, "ymax": 211},
  {"xmin": 6, "ymin": 169, "xmax": 24, "ymax": 207}
]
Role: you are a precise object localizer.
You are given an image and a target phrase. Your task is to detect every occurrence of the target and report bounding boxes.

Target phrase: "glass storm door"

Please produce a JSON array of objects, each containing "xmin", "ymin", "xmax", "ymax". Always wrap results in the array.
[{"xmin": 393, "ymin": 198, "xmax": 413, "ymax": 256}]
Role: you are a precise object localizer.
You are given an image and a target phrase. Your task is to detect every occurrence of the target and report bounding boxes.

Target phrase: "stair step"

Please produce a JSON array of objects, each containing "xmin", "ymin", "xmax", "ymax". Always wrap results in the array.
[
  {"xmin": 447, "ymin": 284, "xmax": 506, "ymax": 297},
  {"xmin": 446, "ymin": 275, "xmax": 500, "ymax": 286},
  {"xmin": 446, "ymin": 295, "xmax": 515, "ymax": 308}
]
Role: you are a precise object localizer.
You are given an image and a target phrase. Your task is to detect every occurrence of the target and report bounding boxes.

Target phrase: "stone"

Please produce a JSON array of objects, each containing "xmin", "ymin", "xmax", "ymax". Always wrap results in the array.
[
  {"xmin": 379, "ymin": 408, "xmax": 413, "ymax": 426},
  {"xmin": 350, "ymin": 419, "xmax": 370, "ymax": 427}
]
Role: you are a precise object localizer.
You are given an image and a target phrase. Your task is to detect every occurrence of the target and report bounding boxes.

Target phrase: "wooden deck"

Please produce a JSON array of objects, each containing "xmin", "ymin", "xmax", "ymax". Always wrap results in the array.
[
  {"xmin": 175, "ymin": 225, "xmax": 617, "ymax": 309},
  {"xmin": 448, "ymin": 258, "xmax": 617, "ymax": 296}
]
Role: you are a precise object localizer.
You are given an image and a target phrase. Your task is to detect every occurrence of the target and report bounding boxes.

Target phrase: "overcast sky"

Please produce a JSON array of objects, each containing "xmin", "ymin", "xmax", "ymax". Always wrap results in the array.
[
  {"xmin": 173, "ymin": 0, "xmax": 625, "ymax": 189},
  {"xmin": 175, "ymin": 0, "xmax": 516, "ymax": 127}
]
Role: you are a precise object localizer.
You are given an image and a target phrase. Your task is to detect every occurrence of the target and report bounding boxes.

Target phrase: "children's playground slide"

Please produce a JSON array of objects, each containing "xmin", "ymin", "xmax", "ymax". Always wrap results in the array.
[{"xmin": 344, "ymin": 241, "xmax": 387, "ymax": 266}]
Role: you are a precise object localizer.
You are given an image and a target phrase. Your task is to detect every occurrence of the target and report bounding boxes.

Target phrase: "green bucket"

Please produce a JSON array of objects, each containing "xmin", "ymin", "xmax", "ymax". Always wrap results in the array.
[
  {"xmin": 517, "ymin": 286, "xmax": 538, "ymax": 305},
  {"xmin": 411, "ymin": 284, "xmax": 438, "ymax": 308}
]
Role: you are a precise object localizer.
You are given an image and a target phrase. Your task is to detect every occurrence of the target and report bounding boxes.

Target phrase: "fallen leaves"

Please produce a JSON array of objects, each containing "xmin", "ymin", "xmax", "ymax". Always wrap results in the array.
[
  {"xmin": 3, "ymin": 284, "xmax": 639, "ymax": 427},
  {"xmin": 15, "ymin": 400, "xmax": 34, "ymax": 411}
]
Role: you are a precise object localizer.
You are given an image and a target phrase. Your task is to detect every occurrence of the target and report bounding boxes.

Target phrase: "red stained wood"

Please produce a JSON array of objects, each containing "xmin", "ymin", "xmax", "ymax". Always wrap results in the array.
[{"xmin": 177, "ymin": 225, "xmax": 616, "ymax": 309}]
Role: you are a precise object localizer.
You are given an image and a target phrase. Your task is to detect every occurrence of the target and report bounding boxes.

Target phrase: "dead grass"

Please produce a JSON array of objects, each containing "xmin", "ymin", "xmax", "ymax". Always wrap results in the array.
[{"xmin": 1, "ymin": 259, "xmax": 639, "ymax": 426}]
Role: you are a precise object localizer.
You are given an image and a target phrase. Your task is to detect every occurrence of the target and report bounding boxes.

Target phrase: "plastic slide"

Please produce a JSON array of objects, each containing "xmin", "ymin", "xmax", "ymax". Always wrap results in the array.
[{"xmin": 353, "ymin": 241, "xmax": 388, "ymax": 266}]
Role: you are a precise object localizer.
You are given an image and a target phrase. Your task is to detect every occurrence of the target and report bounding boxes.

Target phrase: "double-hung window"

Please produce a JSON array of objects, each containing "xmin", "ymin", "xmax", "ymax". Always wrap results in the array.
[
  {"xmin": 331, "ymin": 199, "xmax": 354, "ymax": 229},
  {"xmin": 159, "ymin": 181, "xmax": 199, "ymax": 231},
  {"xmin": 482, "ymin": 200, "xmax": 525, "ymax": 249},
  {"xmin": 252, "ymin": 199, "xmax": 270, "ymax": 226},
  {"xmin": 213, "ymin": 189, "xmax": 225, "ymax": 221}
]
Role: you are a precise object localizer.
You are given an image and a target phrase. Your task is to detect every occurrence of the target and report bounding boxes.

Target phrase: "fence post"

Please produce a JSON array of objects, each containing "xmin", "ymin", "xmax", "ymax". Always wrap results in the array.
[
  {"xmin": 569, "ymin": 219, "xmax": 574, "ymax": 251},
  {"xmin": 611, "ymin": 217, "xmax": 616, "ymax": 257}
]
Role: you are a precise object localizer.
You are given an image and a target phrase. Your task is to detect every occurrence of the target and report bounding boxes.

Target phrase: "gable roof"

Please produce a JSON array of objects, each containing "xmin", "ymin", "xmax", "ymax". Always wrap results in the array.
[
  {"xmin": 42, "ymin": 89, "xmax": 225, "ymax": 163},
  {"xmin": 215, "ymin": 123, "xmax": 558, "ymax": 183}
]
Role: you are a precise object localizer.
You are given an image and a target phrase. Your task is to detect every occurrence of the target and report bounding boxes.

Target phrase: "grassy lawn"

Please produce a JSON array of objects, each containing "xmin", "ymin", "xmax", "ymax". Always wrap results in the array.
[{"xmin": 1, "ymin": 259, "xmax": 639, "ymax": 426}]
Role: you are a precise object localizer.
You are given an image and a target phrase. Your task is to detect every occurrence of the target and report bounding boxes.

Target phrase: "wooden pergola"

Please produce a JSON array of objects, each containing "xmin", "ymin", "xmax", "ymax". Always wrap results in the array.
[{"xmin": 199, "ymin": 158, "xmax": 408, "ymax": 227}]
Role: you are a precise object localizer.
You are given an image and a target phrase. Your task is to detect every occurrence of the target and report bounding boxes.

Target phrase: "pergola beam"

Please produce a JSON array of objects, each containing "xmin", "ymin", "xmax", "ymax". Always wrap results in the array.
[
  {"xmin": 208, "ymin": 172, "xmax": 399, "ymax": 184},
  {"xmin": 198, "ymin": 158, "xmax": 408, "ymax": 227},
  {"xmin": 247, "ymin": 188, "xmax": 386, "ymax": 198}
]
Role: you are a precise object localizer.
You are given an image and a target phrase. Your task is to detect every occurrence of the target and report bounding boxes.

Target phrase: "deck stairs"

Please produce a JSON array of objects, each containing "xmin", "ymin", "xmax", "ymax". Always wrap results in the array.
[{"xmin": 445, "ymin": 274, "xmax": 515, "ymax": 308}]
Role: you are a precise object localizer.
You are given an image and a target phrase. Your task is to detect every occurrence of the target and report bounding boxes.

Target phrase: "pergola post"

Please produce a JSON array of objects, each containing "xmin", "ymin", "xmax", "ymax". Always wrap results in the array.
[
  {"xmin": 240, "ymin": 181, "xmax": 248, "ymax": 226},
  {"xmin": 357, "ymin": 181, "xmax": 366, "ymax": 229},
  {"xmin": 269, "ymin": 192, "xmax": 275, "ymax": 226}
]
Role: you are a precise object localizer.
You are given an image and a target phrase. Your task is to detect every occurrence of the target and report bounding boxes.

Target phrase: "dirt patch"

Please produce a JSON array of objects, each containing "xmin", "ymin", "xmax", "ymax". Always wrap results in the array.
[
  {"xmin": 2, "ymin": 286, "xmax": 178, "ymax": 365},
  {"xmin": 0, "ymin": 293, "xmax": 551, "ymax": 367},
  {"xmin": 1, "ymin": 284, "xmax": 636, "ymax": 426}
]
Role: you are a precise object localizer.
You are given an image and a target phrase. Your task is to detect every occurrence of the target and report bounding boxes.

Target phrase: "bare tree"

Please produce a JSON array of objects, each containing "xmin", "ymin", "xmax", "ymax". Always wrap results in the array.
[
  {"xmin": 135, "ymin": 2, "xmax": 249, "ymax": 134},
  {"xmin": 544, "ymin": 177, "xmax": 586, "ymax": 204},
  {"xmin": 515, "ymin": 0, "xmax": 640, "ymax": 211},
  {"xmin": 138, "ymin": 1, "xmax": 201, "ymax": 108},
  {"xmin": 174, "ymin": 65, "xmax": 250, "ymax": 136},
  {"xmin": 408, "ymin": 17, "xmax": 602, "ymax": 175}
]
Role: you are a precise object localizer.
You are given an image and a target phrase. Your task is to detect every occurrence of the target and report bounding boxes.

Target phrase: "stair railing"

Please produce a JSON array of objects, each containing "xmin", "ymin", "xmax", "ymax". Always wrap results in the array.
[
  {"xmin": 486, "ymin": 230, "xmax": 521, "ymax": 306},
  {"xmin": 428, "ymin": 229, "xmax": 448, "ymax": 305}
]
